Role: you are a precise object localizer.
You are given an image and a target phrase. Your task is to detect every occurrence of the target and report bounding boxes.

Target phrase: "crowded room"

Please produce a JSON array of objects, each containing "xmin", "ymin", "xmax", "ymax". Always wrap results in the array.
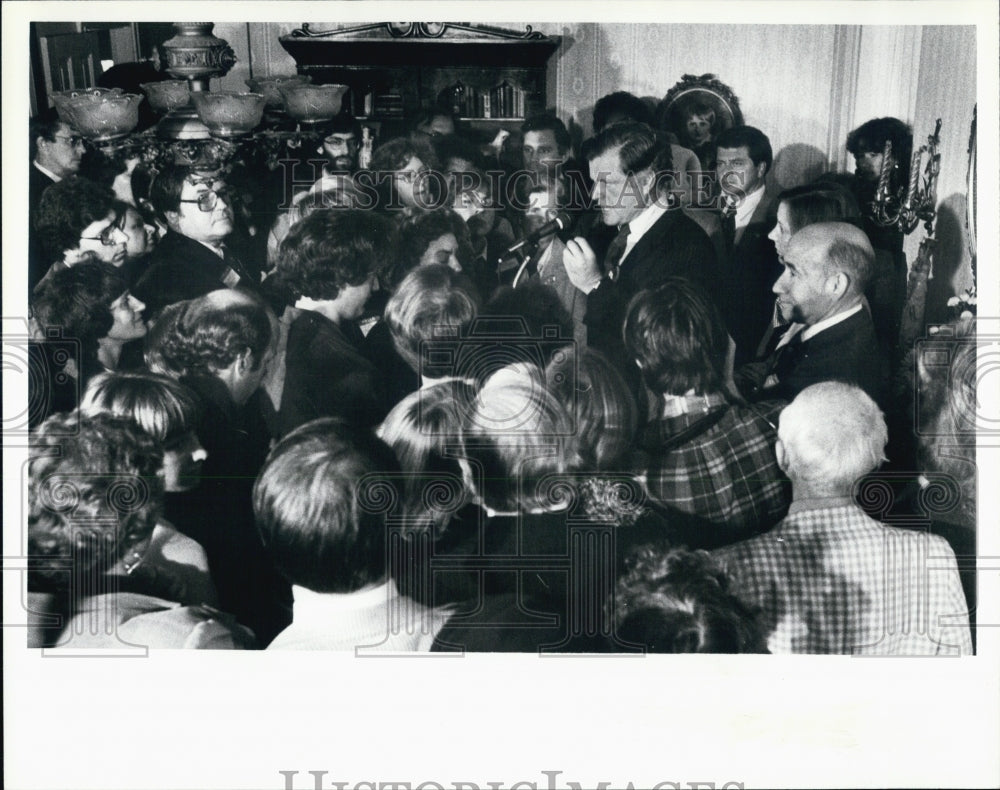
[{"xmin": 21, "ymin": 19, "xmax": 979, "ymax": 655}]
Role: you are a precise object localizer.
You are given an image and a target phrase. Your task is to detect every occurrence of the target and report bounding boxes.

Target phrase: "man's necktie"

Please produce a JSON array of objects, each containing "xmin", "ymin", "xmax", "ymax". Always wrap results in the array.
[
  {"xmin": 721, "ymin": 201, "xmax": 737, "ymax": 253},
  {"xmin": 767, "ymin": 324, "xmax": 805, "ymax": 382},
  {"xmin": 604, "ymin": 222, "xmax": 631, "ymax": 281}
]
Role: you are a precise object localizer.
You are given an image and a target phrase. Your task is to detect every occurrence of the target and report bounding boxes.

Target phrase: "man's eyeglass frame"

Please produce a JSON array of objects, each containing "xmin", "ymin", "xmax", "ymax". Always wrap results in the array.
[{"xmin": 179, "ymin": 188, "xmax": 232, "ymax": 212}]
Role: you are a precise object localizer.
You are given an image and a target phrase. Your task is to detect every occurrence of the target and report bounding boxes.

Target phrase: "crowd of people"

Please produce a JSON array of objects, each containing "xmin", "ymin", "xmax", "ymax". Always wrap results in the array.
[{"xmin": 25, "ymin": 90, "xmax": 975, "ymax": 654}]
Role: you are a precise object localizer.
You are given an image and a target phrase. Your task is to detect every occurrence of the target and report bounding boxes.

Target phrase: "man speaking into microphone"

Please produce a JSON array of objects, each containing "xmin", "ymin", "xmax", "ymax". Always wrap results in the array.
[{"xmin": 562, "ymin": 122, "xmax": 718, "ymax": 381}]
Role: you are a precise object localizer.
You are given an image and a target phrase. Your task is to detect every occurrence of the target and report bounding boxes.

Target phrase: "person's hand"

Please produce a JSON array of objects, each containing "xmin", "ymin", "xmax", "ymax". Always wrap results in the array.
[{"xmin": 563, "ymin": 237, "xmax": 603, "ymax": 293}]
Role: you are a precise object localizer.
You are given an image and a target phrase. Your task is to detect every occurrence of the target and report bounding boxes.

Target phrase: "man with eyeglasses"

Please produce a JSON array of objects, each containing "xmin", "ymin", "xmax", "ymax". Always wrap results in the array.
[
  {"xmin": 315, "ymin": 115, "xmax": 362, "ymax": 178},
  {"xmin": 133, "ymin": 164, "xmax": 262, "ymax": 318},
  {"xmin": 29, "ymin": 114, "xmax": 87, "ymax": 288}
]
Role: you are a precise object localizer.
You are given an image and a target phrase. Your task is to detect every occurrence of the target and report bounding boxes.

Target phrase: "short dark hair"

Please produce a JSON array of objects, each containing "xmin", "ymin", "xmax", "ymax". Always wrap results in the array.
[
  {"xmin": 581, "ymin": 122, "xmax": 672, "ymax": 184},
  {"xmin": 276, "ymin": 208, "xmax": 391, "ymax": 301},
  {"xmin": 714, "ymin": 125, "xmax": 773, "ymax": 173},
  {"xmin": 521, "ymin": 114, "xmax": 572, "ymax": 154},
  {"xmin": 78, "ymin": 148, "xmax": 131, "ymax": 191},
  {"xmin": 593, "ymin": 91, "xmax": 654, "ymax": 132},
  {"xmin": 29, "ymin": 113, "xmax": 64, "ymax": 161},
  {"xmin": 34, "ymin": 177, "xmax": 118, "ymax": 263},
  {"xmin": 159, "ymin": 290, "xmax": 273, "ymax": 376},
  {"xmin": 29, "ymin": 411, "xmax": 164, "ymax": 593},
  {"xmin": 315, "ymin": 113, "xmax": 362, "ymax": 139},
  {"xmin": 388, "ymin": 208, "xmax": 468, "ymax": 288},
  {"xmin": 777, "ymin": 183, "xmax": 861, "ymax": 233},
  {"xmin": 147, "ymin": 163, "xmax": 197, "ymax": 215},
  {"xmin": 476, "ymin": 281, "xmax": 575, "ymax": 375},
  {"xmin": 612, "ymin": 545, "xmax": 769, "ymax": 653},
  {"xmin": 32, "ymin": 261, "xmax": 125, "ymax": 365},
  {"xmin": 623, "ymin": 278, "xmax": 728, "ymax": 396},
  {"xmin": 253, "ymin": 418, "xmax": 401, "ymax": 593}
]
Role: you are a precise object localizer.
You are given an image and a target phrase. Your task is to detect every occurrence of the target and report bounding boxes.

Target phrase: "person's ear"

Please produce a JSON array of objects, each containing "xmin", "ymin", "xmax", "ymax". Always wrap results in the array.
[
  {"xmin": 163, "ymin": 209, "xmax": 181, "ymax": 231},
  {"xmin": 237, "ymin": 347, "xmax": 253, "ymax": 373},
  {"xmin": 775, "ymin": 438, "xmax": 789, "ymax": 473},
  {"xmin": 826, "ymin": 271, "xmax": 849, "ymax": 297},
  {"xmin": 544, "ymin": 207, "xmax": 560, "ymax": 222}
]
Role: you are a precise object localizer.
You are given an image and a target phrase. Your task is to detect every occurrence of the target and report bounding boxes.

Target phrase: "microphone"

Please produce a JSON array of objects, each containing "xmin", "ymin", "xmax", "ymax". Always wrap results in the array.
[{"xmin": 497, "ymin": 211, "xmax": 573, "ymax": 265}]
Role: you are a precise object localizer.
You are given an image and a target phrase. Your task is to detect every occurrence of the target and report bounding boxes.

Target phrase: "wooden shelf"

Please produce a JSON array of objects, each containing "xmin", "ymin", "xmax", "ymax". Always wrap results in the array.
[{"xmin": 279, "ymin": 23, "xmax": 561, "ymax": 124}]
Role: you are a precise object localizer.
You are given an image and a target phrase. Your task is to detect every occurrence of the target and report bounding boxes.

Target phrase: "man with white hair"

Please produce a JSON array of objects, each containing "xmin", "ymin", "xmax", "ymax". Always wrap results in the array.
[
  {"xmin": 714, "ymin": 382, "xmax": 972, "ymax": 655},
  {"xmin": 736, "ymin": 221, "xmax": 888, "ymax": 407}
]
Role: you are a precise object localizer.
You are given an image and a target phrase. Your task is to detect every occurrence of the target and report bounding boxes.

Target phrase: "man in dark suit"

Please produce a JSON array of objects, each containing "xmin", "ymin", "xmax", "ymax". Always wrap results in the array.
[
  {"xmin": 562, "ymin": 122, "xmax": 718, "ymax": 369},
  {"xmin": 132, "ymin": 165, "xmax": 262, "ymax": 318},
  {"xmin": 29, "ymin": 116, "xmax": 86, "ymax": 289},
  {"xmin": 714, "ymin": 126, "xmax": 783, "ymax": 365},
  {"xmin": 735, "ymin": 222, "xmax": 888, "ymax": 408}
]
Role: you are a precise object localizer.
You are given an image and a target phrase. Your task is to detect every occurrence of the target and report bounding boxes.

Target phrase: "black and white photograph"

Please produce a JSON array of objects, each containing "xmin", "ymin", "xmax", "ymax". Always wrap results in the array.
[{"xmin": 4, "ymin": 2, "xmax": 999, "ymax": 788}]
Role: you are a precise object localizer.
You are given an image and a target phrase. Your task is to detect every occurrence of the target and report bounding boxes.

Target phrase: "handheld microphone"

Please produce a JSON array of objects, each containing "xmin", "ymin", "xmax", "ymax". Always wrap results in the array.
[{"xmin": 497, "ymin": 211, "xmax": 573, "ymax": 265}]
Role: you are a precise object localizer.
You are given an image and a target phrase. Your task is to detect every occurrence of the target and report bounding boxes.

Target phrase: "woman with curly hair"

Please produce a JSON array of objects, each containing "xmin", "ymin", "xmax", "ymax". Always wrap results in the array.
[
  {"xmin": 363, "ymin": 135, "xmax": 441, "ymax": 216},
  {"xmin": 27, "ymin": 412, "xmax": 254, "ymax": 649},
  {"xmin": 29, "ymin": 261, "xmax": 147, "ymax": 427},
  {"xmin": 271, "ymin": 208, "xmax": 393, "ymax": 435}
]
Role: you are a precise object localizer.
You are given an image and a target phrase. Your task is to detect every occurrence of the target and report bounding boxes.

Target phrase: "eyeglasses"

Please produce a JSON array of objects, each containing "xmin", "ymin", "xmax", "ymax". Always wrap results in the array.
[
  {"xmin": 53, "ymin": 134, "xmax": 85, "ymax": 148},
  {"xmin": 80, "ymin": 215, "xmax": 126, "ymax": 246},
  {"xmin": 394, "ymin": 170, "xmax": 427, "ymax": 184},
  {"xmin": 179, "ymin": 188, "xmax": 231, "ymax": 212}
]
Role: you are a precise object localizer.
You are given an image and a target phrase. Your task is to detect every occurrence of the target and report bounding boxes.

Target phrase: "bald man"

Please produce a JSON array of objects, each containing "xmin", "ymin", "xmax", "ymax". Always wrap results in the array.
[{"xmin": 735, "ymin": 221, "xmax": 888, "ymax": 406}]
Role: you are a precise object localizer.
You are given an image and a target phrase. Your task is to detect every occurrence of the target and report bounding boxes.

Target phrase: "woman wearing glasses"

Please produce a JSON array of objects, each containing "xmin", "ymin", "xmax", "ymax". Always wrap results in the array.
[{"xmin": 32, "ymin": 176, "xmax": 129, "ymax": 291}]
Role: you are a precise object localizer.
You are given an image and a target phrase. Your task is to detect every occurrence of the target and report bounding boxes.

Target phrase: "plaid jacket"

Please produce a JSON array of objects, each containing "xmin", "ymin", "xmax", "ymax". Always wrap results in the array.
[
  {"xmin": 714, "ymin": 502, "xmax": 973, "ymax": 655},
  {"xmin": 639, "ymin": 397, "xmax": 790, "ymax": 539}
]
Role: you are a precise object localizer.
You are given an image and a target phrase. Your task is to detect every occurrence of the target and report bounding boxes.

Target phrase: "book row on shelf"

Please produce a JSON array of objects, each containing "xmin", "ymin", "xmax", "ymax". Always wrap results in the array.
[{"xmin": 441, "ymin": 81, "xmax": 528, "ymax": 120}]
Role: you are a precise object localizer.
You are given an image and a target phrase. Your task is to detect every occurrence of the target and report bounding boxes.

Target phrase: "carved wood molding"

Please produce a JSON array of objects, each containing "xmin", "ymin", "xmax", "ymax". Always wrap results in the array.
[{"xmin": 289, "ymin": 22, "xmax": 546, "ymax": 41}]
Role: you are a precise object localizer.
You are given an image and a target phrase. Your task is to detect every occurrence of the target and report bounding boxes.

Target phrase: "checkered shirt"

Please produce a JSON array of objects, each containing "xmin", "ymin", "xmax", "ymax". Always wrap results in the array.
[
  {"xmin": 639, "ymin": 399, "xmax": 790, "ymax": 535},
  {"xmin": 714, "ymin": 503, "xmax": 973, "ymax": 655}
]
